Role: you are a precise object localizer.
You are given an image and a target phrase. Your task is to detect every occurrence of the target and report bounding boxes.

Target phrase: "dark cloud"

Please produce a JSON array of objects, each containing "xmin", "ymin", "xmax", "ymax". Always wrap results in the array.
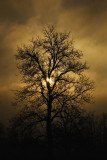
[
  {"xmin": 0, "ymin": 0, "xmax": 35, "ymax": 23},
  {"xmin": 0, "ymin": 0, "xmax": 62, "ymax": 25},
  {"xmin": 60, "ymin": 0, "xmax": 107, "ymax": 38},
  {"xmin": 62, "ymin": 0, "xmax": 107, "ymax": 14}
]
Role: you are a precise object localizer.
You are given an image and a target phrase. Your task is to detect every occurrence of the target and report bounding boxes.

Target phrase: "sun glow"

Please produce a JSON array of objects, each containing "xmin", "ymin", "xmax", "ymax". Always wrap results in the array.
[{"xmin": 46, "ymin": 77, "xmax": 52, "ymax": 84}]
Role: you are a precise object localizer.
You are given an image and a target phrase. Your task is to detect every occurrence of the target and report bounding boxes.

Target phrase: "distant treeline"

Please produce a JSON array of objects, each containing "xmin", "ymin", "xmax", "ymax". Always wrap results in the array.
[{"xmin": 0, "ymin": 110, "xmax": 107, "ymax": 159}]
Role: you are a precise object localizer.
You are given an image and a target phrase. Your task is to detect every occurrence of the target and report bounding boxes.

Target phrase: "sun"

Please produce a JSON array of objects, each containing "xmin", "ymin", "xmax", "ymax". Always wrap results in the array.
[{"xmin": 46, "ymin": 77, "xmax": 52, "ymax": 84}]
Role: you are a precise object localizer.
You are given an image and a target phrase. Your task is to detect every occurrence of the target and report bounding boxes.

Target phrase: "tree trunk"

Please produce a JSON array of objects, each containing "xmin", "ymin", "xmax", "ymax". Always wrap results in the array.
[
  {"xmin": 46, "ymin": 77, "xmax": 53, "ymax": 159},
  {"xmin": 47, "ymin": 100, "xmax": 53, "ymax": 159}
]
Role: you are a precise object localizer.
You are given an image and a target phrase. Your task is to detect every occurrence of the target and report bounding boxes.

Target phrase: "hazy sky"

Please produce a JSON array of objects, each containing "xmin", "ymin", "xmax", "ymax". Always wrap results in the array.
[{"xmin": 0, "ymin": 0, "xmax": 107, "ymax": 125}]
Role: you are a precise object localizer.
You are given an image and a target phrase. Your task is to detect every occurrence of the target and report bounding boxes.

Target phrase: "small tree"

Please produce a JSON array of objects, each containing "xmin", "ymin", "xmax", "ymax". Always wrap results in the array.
[{"xmin": 14, "ymin": 25, "xmax": 94, "ymax": 158}]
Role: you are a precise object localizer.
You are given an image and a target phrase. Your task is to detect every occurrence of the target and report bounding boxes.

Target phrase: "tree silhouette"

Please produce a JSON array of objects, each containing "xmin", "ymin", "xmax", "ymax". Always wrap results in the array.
[{"xmin": 14, "ymin": 25, "xmax": 94, "ymax": 158}]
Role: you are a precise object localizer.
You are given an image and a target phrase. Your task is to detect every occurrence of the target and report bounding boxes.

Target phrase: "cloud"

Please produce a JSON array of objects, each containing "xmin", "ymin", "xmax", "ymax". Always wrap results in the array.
[
  {"xmin": 0, "ymin": 0, "xmax": 62, "ymax": 25},
  {"xmin": 0, "ymin": 0, "xmax": 107, "ymax": 125},
  {"xmin": 57, "ymin": 0, "xmax": 107, "ymax": 82},
  {"xmin": 62, "ymin": 0, "xmax": 107, "ymax": 15},
  {"xmin": 0, "ymin": 0, "xmax": 35, "ymax": 23}
]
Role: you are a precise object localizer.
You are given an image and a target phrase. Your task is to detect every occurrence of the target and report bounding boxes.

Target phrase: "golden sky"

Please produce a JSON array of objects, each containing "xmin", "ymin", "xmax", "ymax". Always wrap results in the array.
[{"xmin": 0, "ymin": 0, "xmax": 107, "ymax": 125}]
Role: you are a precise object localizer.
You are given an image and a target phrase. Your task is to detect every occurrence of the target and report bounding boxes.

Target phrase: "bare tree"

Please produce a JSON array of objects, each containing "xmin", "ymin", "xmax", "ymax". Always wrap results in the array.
[{"xmin": 14, "ymin": 25, "xmax": 94, "ymax": 158}]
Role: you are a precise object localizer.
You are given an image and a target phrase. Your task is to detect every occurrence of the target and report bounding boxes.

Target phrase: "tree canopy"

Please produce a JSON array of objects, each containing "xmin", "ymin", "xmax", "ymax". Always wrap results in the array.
[{"xmin": 14, "ymin": 25, "xmax": 94, "ymax": 158}]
